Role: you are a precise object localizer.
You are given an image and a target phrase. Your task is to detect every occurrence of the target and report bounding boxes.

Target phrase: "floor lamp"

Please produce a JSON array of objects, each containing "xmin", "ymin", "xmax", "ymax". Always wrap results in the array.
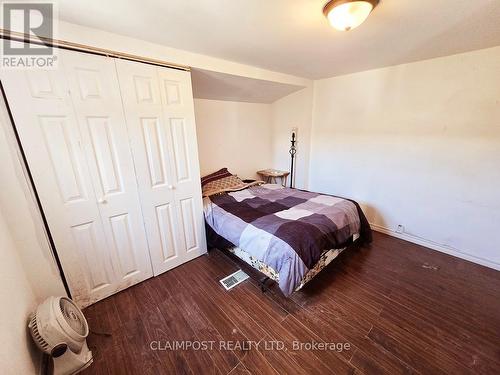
[{"xmin": 289, "ymin": 129, "xmax": 297, "ymax": 188}]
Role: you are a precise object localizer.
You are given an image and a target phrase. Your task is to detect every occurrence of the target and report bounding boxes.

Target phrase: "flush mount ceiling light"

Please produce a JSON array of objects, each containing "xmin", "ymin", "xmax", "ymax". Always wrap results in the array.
[{"xmin": 323, "ymin": 0, "xmax": 379, "ymax": 31}]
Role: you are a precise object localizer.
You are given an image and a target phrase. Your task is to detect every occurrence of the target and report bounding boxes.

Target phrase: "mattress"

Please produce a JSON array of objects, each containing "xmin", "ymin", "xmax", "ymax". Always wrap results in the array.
[{"xmin": 204, "ymin": 183, "xmax": 371, "ymax": 295}]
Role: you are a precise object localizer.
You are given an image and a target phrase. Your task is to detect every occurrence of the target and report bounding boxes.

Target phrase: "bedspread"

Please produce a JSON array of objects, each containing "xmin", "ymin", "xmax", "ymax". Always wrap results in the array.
[{"xmin": 203, "ymin": 184, "xmax": 371, "ymax": 296}]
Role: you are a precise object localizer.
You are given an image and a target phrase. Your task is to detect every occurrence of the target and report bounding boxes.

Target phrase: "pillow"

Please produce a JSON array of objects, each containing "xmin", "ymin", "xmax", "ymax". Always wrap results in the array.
[
  {"xmin": 201, "ymin": 168, "xmax": 245, "ymax": 197},
  {"xmin": 201, "ymin": 168, "xmax": 233, "ymax": 187}
]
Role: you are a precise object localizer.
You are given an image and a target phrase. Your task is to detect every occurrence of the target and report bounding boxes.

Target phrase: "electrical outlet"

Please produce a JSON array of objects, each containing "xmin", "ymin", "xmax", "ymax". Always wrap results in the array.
[{"xmin": 396, "ymin": 225, "xmax": 405, "ymax": 234}]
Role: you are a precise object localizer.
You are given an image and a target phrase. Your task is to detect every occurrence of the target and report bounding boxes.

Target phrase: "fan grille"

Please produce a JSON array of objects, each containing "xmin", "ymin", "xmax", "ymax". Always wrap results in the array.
[
  {"xmin": 29, "ymin": 315, "xmax": 50, "ymax": 352},
  {"xmin": 59, "ymin": 298, "xmax": 87, "ymax": 336}
]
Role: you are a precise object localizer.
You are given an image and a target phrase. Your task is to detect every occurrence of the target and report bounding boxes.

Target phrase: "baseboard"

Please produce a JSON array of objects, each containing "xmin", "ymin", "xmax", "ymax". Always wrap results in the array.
[{"xmin": 369, "ymin": 223, "xmax": 500, "ymax": 271}]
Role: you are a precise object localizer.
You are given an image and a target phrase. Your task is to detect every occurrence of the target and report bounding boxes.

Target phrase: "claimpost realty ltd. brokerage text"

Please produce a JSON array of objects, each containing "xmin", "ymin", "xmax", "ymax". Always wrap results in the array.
[{"xmin": 150, "ymin": 340, "xmax": 351, "ymax": 352}]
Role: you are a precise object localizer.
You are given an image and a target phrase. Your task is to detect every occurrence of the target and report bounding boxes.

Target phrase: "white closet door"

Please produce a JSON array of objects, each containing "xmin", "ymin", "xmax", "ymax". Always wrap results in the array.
[
  {"xmin": 62, "ymin": 51, "xmax": 153, "ymax": 292},
  {"xmin": 1, "ymin": 67, "xmax": 118, "ymax": 306},
  {"xmin": 116, "ymin": 60, "xmax": 207, "ymax": 275},
  {"xmin": 156, "ymin": 68, "xmax": 207, "ymax": 260}
]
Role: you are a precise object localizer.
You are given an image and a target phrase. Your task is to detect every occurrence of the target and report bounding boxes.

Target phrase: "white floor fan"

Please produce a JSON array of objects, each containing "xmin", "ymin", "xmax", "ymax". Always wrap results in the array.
[{"xmin": 28, "ymin": 296, "xmax": 93, "ymax": 375}]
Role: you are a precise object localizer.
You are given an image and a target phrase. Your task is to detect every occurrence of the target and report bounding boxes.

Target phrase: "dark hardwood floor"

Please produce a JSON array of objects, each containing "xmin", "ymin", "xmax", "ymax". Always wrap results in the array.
[{"xmin": 82, "ymin": 232, "xmax": 500, "ymax": 374}]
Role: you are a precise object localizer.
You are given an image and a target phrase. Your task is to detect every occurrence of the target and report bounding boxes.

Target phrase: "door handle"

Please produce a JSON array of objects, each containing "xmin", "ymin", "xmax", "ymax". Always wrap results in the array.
[
  {"xmin": 98, "ymin": 198, "xmax": 107, "ymax": 204},
  {"xmin": 167, "ymin": 185, "xmax": 176, "ymax": 190}
]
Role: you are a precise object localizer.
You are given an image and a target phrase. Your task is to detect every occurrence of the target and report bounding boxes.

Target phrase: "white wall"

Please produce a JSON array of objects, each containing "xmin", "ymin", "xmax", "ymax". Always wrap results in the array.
[
  {"xmin": 271, "ymin": 86, "xmax": 313, "ymax": 189},
  {"xmin": 0, "ymin": 207, "xmax": 40, "ymax": 374},
  {"xmin": 194, "ymin": 99, "xmax": 273, "ymax": 180},
  {"xmin": 309, "ymin": 46, "xmax": 500, "ymax": 269}
]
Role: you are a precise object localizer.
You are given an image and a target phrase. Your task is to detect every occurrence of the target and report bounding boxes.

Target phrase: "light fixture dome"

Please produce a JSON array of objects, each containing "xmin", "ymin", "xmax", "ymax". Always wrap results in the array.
[{"xmin": 323, "ymin": 0, "xmax": 379, "ymax": 31}]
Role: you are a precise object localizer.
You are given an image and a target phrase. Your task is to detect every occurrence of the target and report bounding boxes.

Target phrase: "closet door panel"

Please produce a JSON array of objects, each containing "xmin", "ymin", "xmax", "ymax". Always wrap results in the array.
[
  {"xmin": 155, "ymin": 203, "xmax": 179, "ymax": 262},
  {"xmin": 141, "ymin": 116, "xmax": 174, "ymax": 189},
  {"xmin": 178, "ymin": 197, "xmax": 200, "ymax": 253},
  {"xmin": 86, "ymin": 116, "xmax": 123, "ymax": 195},
  {"xmin": 0, "ymin": 68, "xmax": 117, "ymax": 306},
  {"xmin": 62, "ymin": 50, "xmax": 153, "ymax": 288},
  {"xmin": 169, "ymin": 117, "xmax": 191, "ymax": 182},
  {"xmin": 158, "ymin": 69, "xmax": 199, "ymax": 188},
  {"xmin": 72, "ymin": 221, "xmax": 114, "ymax": 294},
  {"xmin": 115, "ymin": 60, "xmax": 182, "ymax": 274},
  {"xmin": 158, "ymin": 68, "xmax": 207, "ymax": 259},
  {"xmin": 116, "ymin": 60, "xmax": 206, "ymax": 275},
  {"xmin": 38, "ymin": 115, "xmax": 87, "ymax": 204}
]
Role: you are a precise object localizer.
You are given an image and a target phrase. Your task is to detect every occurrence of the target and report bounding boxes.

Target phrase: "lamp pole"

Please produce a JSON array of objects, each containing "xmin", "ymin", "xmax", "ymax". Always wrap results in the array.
[{"xmin": 289, "ymin": 131, "xmax": 297, "ymax": 188}]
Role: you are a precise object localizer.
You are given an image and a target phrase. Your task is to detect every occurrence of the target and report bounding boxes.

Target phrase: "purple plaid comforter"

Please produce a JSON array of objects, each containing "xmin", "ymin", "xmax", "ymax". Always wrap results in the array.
[{"xmin": 204, "ymin": 184, "xmax": 371, "ymax": 296}]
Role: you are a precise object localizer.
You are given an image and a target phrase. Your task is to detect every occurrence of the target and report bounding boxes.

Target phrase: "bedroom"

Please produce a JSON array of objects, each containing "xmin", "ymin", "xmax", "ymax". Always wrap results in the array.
[{"xmin": 0, "ymin": 0, "xmax": 499, "ymax": 374}]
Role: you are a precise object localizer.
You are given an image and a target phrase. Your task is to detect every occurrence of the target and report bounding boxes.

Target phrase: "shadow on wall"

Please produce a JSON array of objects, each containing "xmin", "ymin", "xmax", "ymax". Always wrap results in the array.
[{"xmin": 360, "ymin": 203, "xmax": 387, "ymax": 229}]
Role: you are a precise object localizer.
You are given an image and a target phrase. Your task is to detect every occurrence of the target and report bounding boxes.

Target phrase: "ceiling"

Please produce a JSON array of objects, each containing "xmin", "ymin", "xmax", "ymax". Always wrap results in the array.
[
  {"xmin": 191, "ymin": 69, "xmax": 303, "ymax": 103},
  {"xmin": 58, "ymin": 0, "xmax": 500, "ymax": 79}
]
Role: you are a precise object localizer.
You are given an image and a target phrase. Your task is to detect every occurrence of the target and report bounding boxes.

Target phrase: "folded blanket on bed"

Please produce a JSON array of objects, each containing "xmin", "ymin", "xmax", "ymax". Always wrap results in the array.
[
  {"xmin": 204, "ymin": 184, "xmax": 371, "ymax": 296},
  {"xmin": 203, "ymin": 180, "xmax": 264, "ymax": 197}
]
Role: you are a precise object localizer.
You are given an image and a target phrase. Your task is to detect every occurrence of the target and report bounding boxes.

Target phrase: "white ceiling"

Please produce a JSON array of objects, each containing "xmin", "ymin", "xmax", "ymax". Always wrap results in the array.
[
  {"xmin": 191, "ymin": 69, "xmax": 303, "ymax": 103},
  {"xmin": 58, "ymin": 0, "xmax": 500, "ymax": 79}
]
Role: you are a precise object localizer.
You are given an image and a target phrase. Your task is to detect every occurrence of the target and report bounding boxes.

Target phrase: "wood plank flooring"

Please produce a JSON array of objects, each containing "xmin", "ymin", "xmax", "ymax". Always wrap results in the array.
[{"xmin": 82, "ymin": 232, "xmax": 500, "ymax": 374}]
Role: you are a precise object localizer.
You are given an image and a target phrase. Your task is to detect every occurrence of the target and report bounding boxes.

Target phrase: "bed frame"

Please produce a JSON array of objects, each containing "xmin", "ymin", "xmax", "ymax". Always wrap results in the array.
[
  {"xmin": 229, "ymin": 234, "xmax": 359, "ymax": 292},
  {"xmin": 209, "ymin": 226, "xmax": 360, "ymax": 295}
]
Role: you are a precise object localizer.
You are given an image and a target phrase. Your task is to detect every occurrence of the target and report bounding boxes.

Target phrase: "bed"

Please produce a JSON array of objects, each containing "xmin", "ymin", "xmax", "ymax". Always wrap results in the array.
[{"xmin": 202, "ymin": 169, "xmax": 372, "ymax": 296}]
